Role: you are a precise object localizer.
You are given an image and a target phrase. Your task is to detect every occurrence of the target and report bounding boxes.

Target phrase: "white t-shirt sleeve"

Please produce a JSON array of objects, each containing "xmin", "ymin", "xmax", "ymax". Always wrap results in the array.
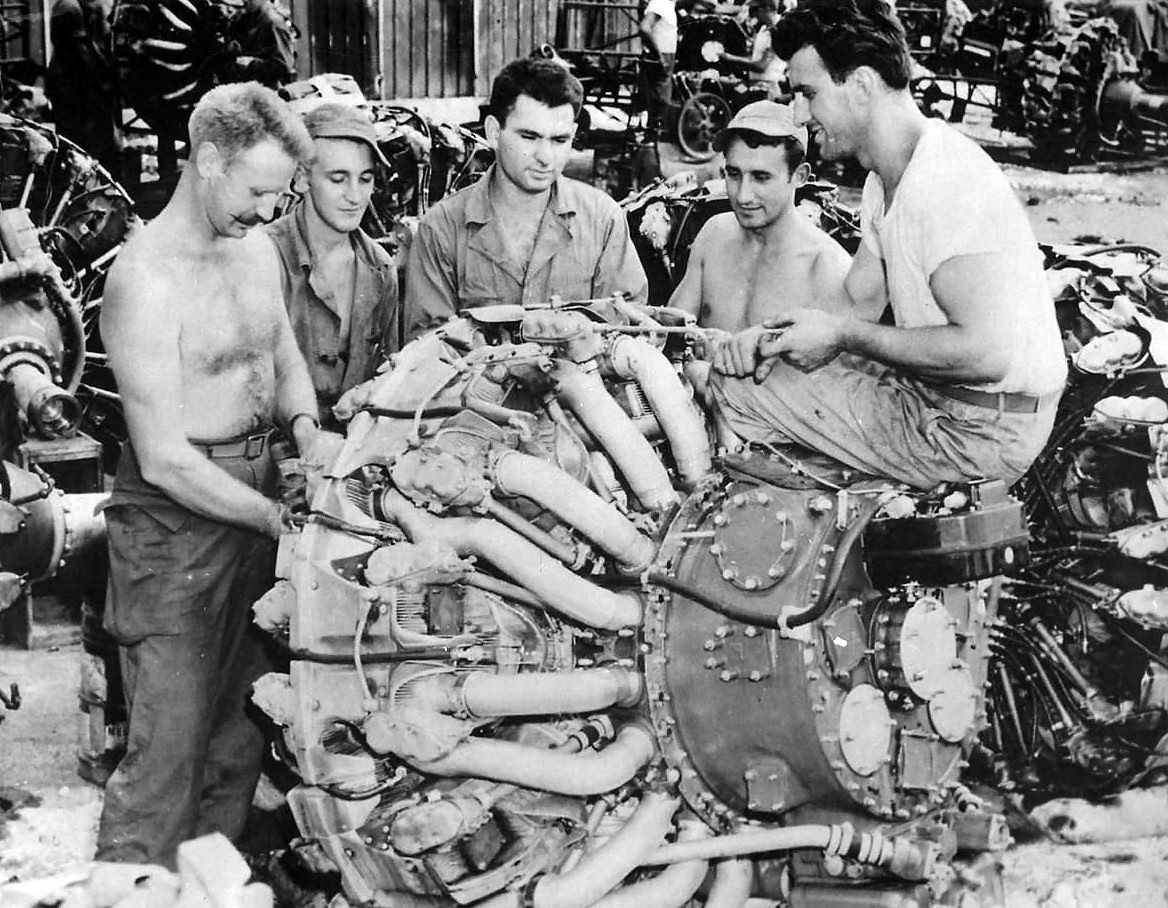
[{"xmin": 910, "ymin": 150, "xmax": 1012, "ymax": 276}]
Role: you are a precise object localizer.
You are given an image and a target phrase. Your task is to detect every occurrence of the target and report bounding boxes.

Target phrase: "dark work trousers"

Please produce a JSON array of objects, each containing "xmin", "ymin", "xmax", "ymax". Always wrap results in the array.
[{"xmin": 96, "ymin": 442, "xmax": 277, "ymax": 868}]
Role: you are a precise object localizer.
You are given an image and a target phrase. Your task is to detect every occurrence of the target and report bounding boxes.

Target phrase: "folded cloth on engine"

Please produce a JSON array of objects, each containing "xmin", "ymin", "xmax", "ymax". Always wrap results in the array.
[{"xmin": 710, "ymin": 353, "xmax": 1057, "ymax": 490}]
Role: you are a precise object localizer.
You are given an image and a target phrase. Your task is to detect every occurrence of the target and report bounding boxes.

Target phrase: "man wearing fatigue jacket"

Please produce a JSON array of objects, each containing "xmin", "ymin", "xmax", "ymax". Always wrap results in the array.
[
  {"xmin": 96, "ymin": 82, "xmax": 321, "ymax": 868},
  {"xmin": 402, "ymin": 57, "xmax": 648, "ymax": 342},
  {"xmin": 708, "ymin": 0, "xmax": 1067, "ymax": 489},
  {"xmin": 267, "ymin": 102, "xmax": 397, "ymax": 430}
]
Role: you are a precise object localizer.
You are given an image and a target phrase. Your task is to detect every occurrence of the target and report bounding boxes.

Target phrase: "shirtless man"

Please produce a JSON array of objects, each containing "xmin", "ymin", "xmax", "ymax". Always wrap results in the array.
[
  {"xmin": 669, "ymin": 100, "xmax": 850, "ymax": 373},
  {"xmin": 96, "ymin": 82, "xmax": 320, "ymax": 868}
]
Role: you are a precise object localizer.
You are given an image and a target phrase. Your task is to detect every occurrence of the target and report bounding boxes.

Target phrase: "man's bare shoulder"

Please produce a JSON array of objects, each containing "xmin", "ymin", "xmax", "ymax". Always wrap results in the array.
[
  {"xmin": 103, "ymin": 219, "xmax": 182, "ymax": 309},
  {"xmin": 692, "ymin": 211, "xmax": 741, "ymax": 253}
]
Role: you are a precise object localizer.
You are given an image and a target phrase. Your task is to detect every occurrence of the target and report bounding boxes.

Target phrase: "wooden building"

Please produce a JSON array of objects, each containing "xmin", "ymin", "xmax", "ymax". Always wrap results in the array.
[{"xmin": 295, "ymin": 0, "xmax": 642, "ymax": 100}]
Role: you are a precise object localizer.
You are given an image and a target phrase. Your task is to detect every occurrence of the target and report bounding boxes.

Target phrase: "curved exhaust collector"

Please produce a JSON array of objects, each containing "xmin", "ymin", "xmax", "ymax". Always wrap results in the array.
[
  {"xmin": 491, "ymin": 450, "xmax": 655, "ymax": 571},
  {"xmin": 591, "ymin": 819, "xmax": 711, "ymax": 908},
  {"xmin": 405, "ymin": 722, "xmax": 657, "ymax": 797},
  {"xmin": 480, "ymin": 790, "xmax": 680, "ymax": 908},
  {"xmin": 378, "ymin": 489, "xmax": 641, "ymax": 630},
  {"xmin": 606, "ymin": 336, "xmax": 711, "ymax": 488},
  {"xmin": 552, "ymin": 362, "xmax": 678, "ymax": 512}
]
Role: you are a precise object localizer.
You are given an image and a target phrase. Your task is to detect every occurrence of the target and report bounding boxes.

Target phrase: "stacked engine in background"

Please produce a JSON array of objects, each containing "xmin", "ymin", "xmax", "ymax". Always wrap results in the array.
[{"xmin": 251, "ymin": 301, "xmax": 1016, "ymax": 907}]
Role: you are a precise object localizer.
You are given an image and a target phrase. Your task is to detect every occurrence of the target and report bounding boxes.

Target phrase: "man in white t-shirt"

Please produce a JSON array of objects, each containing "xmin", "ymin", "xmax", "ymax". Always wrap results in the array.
[
  {"xmin": 708, "ymin": 0, "xmax": 1067, "ymax": 489},
  {"xmin": 719, "ymin": 0, "xmax": 786, "ymax": 98},
  {"xmin": 640, "ymin": 0, "xmax": 678, "ymax": 133}
]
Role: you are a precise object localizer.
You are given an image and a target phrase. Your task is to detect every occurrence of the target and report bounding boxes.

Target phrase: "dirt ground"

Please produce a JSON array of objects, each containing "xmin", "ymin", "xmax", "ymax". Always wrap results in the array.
[{"xmin": 2, "ymin": 146, "xmax": 1168, "ymax": 906}]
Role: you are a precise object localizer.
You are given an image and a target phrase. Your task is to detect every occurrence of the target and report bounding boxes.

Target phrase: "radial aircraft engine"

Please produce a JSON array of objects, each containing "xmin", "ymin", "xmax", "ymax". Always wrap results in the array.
[{"xmin": 251, "ymin": 298, "xmax": 1017, "ymax": 908}]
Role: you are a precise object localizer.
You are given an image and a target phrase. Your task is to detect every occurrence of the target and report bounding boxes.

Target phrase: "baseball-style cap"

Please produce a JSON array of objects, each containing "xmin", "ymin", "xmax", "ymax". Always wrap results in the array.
[
  {"xmin": 716, "ymin": 100, "xmax": 808, "ymax": 152},
  {"xmin": 301, "ymin": 102, "xmax": 390, "ymax": 169}
]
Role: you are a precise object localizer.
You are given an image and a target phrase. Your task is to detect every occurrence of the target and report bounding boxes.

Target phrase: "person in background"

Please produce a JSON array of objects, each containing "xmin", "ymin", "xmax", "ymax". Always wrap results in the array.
[
  {"xmin": 266, "ymin": 103, "xmax": 397, "ymax": 430},
  {"xmin": 719, "ymin": 0, "xmax": 787, "ymax": 98},
  {"xmin": 46, "ymin": 0, "xmax": 122, "ymax": 176},
  {"xmin": 640, "ymin": 0, "xmax": 679, "ymax": 133}
]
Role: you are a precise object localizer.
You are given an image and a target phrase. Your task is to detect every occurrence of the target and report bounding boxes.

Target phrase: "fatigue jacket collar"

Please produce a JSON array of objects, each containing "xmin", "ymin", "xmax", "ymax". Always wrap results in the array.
[
  {"xmin": 463, "ymin": 166, "xmax": 579, "ymax": 286},
  {"xmin": 288, "ymin": 202, "xmax": 384, "ymax": 314},
  {"xmin": 463, "ymin": 165, "xmax": 578, "ymax": 227}
]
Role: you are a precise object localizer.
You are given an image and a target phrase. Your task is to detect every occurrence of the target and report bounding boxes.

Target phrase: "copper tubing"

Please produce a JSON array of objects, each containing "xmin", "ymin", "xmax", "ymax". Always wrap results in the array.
[
  {"xmin": 491, "ymin": 450, "xmax": 655, "ymax": 571},
  {"xmin": 607, "ymin": 336, "xmax": 712, "ymax": 488},
  {"xmin": 407, "ymin": 723, "xmax": 657, "ymax": 796},
  {"xmin": 705, "ymin": 858, "xmax": 754, "ymax": 908},
  {"xmin": 553, "ymin": 362, "xmax": 678, "ymax": 512},
  {"xmin": 379, "ymin": 490, "xmax": 641, "ymax": 630},
  {"xmin": 591, "ymin": 820, "xmax": 711, "ymax": 908}
]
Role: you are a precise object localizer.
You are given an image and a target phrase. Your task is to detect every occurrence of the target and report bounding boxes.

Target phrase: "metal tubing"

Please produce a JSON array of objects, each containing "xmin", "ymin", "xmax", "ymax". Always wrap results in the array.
[
  {"xmin": 459, "ymin": 668, "xmax": 643, "ymax": 717},
  {"xmin": 406, "ymin": 723, "xmax": 657, "ymax": 797},
  {"xmin": 492, "ymin": 449, "xmax": 655, "ymax": 571},
  {"xmin": 591, "ymin": 820, "xmax": 710, "ymax": 908},
  {"xmin": 379, "ymin": 490, "xmax": 641, "ymax": 630},
  {"xmin": 606, "ymin": 335, "xmax": 712, "ymax": 488},
  {"xmin": 705, "ymin": 858, "xmax": 754, "ymax": 908},
  {"xmin": 554, "ymin": 362, "xmax": 678, "ymax": 511}
]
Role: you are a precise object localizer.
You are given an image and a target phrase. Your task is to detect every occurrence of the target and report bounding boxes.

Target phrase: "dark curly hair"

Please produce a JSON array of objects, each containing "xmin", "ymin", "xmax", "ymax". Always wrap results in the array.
[
  {"xmin": 489, "ymin": 57, "xmax": 585, "ymax": 124},
  {"xmin": 772, "ymin": 0, "xmax": 913, "ymax": 90}
]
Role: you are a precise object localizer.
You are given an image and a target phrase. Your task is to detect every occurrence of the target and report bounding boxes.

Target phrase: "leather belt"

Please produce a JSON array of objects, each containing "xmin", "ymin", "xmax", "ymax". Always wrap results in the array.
[
  {"xmin": 932, "ymin": 384, "xmax": 1057, "ymax": 414},
  {"xmin": 190, "ymin": 427, "xmax": 274, "ymax": 460}
]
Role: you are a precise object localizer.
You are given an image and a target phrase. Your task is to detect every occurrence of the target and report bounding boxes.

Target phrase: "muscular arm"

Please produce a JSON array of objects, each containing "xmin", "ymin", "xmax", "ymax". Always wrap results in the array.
[
  {"xmin": 102, "ymin": 253, "xmax": 286, "ymax": 537},
  {"xmin": 665, "ymin": 221, "xmax": 711, "ymax": 321},
  {"xmin": 402, "ymin": 217, "xmax": 459, "ymax": 342},
  {"xmin": 842, "ymin": 240, "xmax": 888, "ymax": 321},
  {"xmin": 765, "ymin": 251, "xmax": 1014, "ymax": 383}
]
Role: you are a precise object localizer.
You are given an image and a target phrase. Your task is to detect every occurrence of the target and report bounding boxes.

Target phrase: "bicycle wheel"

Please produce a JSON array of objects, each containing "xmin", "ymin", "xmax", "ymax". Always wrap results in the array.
[{"xmin": 676, "ymin": 92, "xmax": 733, "ymax": 161}]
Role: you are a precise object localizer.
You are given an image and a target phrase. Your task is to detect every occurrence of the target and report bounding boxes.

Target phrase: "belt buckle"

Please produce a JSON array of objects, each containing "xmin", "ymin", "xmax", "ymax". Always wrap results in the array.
[{"xmin": 243, "ymin": 432, "xmax": 268, "ymax": 459}]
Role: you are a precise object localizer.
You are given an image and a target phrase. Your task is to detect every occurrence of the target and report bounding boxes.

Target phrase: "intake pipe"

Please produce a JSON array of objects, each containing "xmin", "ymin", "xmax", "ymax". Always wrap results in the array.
[
  {"xmin": 491, "ymin": 450, "xmax": 655, "ymax": 571},
  {"xmin": 591, "ymin": 819, "xmax": 711, "ymax": 908},
  {"xmin": 479, "ymin": 791, "xmax": 680, "ymax": 908},
  {"xmin": 606, "ymin": 336, "xmax": 712, "ymax": 488},
  {"xmin": 408, "ymin": 667, "xmax": 644, "ymax": 718},
  {"xmin": 378, "ymin": 489, "xmax": 641, "ymax": 630},
  {"xmin": 405, "ymin": 722, "xmax": 657, "ymax": 797},
  {"xmin": 552, "ymin": 361, "xmax": 678, "ymax": 512}
]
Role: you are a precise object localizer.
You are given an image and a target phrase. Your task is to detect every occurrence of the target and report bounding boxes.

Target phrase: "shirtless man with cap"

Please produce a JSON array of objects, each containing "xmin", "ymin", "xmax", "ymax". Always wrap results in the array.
[{"xmin": 669, "ymin": 99, "xmax": 851, "ymax": 374}]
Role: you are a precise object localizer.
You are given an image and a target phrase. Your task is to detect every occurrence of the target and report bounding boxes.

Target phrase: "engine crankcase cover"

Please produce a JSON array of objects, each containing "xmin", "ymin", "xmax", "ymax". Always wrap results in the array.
[{"xmin": 647, "ymin": 478, "xmax": 997, "ymax": 828}]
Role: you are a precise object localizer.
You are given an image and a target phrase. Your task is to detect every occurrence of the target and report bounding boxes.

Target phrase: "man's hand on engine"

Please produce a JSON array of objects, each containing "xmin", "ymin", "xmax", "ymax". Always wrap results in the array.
[{"xmin": 759, "ymin": 309, "xmax": 846, "ymax": 375}]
